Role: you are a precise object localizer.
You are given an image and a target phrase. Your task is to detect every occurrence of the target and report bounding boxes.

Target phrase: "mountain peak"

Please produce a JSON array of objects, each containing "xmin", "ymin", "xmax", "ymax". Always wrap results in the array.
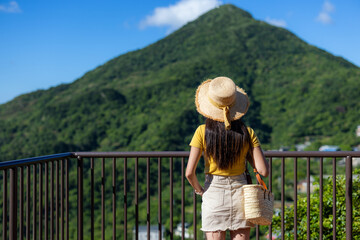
[
  {"xmin": 213, "ymin": 4, "xmax": 253, "ymax": 18},
  {"xmin": 188, "ymin": 4, "xmax": 253, "ymax": 28}
]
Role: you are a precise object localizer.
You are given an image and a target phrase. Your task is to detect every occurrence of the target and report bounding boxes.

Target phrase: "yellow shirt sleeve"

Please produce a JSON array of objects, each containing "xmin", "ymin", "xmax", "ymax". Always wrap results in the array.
[
  {"xmin": 247, "ymin": 127, "xmax": 260, "ymax": 148},
  {"xmin": 189, "ymin": 124, "xmax": 205, "ymax": 150}
]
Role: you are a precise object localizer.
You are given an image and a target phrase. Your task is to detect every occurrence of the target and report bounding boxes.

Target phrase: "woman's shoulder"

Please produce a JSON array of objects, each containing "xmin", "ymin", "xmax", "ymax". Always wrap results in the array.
[
  {"xmin": 196, "ymin": 124, "xmax": 205, "ymax": 135},
  {"xmin": 195, "ymin": 124, "xmax": 206, "ymax": 134},
  {"xmin": 246, "ymin": 126, "xmax": 261, "ymax": 147},
  {"xmin": 246, "ymin": 126, "xmax": 255, "ymax": 133},
  {"xmin": 198, "ymin": 124, "xmax": 205, "ymax": 130},
  {"xmin": 246, "ymin": 126, "xmax": 257, "ymax": 138}
]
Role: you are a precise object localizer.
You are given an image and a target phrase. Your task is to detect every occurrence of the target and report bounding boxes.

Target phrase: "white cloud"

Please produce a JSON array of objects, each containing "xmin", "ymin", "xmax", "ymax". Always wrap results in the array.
[
  {"xmin": 316, "ymin": 0, "xmax": 335, "ymax": 24},
  {"xmin": 317, "ymin": 12, "xmax": 332, "ymax": 24},
  {"xmin": 0, "ymin": 1, "xmax": 21, "ymax": 13},
  {"xmin": 140, "ymin": 0, "xmax": 222, "ymax": 33},
  {"xmin": 265, "ymin": 17, "xmax": 287, "ymax": 28},
  {"xmin": 323, "ymin": 1, "xmax": 335, "ymax": 12}
]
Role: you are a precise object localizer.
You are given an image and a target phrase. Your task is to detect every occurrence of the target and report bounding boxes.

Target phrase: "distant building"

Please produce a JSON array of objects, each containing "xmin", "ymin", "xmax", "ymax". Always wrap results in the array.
[
  {"xmin": 297, "ymin": 176, "xmax": 316, "ymax": 193},
  {"xmin": 278, "ymin": 146, "xmax": 290, "ymax": 151},
  {"xmin": 353, "ymin": 158, "xmax": 360, "ymax": 167},
  {"xmin": 133, "ymin": 225, "xmax": 165, "ymax": 240},
  {"xmin": 356, "ymin": 125, "xmax": 360, "ymax": 137},
  {"xmin": 319, "ymin": 145, "xmax": 340, "ymax": 151},
  {"xmin": 174, "ymin": 223, "xmax": 193, "ymax": 239},
  {"xmin": 295, "ymin": 141, "xmax": 311, "ymax": 151},
  {"xmin": 339, "ymin": 157, "xmax": 360, "ymax": 167}
]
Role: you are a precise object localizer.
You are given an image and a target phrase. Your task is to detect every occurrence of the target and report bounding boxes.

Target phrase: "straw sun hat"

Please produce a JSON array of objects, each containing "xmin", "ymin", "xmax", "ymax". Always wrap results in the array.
[{"xmin": 195, "ymin": 77, "xmax": 249, "ymax": 130}]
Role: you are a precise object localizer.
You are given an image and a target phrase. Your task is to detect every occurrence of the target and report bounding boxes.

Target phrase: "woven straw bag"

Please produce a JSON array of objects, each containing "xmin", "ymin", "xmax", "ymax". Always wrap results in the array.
[{"xmin": 243, "ymin": 160, "xmax": 274, "ymax": 225}]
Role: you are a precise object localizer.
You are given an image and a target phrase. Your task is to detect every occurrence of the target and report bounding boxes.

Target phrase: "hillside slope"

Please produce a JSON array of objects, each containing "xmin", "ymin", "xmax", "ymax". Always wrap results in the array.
[{"xmin": 1, "ymin": 4, "xmax": 359, "ymax": 161}]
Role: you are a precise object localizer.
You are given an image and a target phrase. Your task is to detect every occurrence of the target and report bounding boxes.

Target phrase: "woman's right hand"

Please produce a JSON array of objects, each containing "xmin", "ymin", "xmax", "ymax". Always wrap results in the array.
[{"xmin": 185, "ymin": 146, "xmax": 203, "ymax": 194}]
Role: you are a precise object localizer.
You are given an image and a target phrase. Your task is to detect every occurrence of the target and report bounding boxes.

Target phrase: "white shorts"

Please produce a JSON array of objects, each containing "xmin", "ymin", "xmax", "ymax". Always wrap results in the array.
[{"xmin": 201, "ymin": 174, "xmax": 255, "ymax": 232}]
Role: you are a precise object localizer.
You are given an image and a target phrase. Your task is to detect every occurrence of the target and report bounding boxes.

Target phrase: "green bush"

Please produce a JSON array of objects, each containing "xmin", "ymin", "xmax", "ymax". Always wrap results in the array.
[{"xmin": 272, "ymin": 169, "xmax": 360, "ymax": 239}]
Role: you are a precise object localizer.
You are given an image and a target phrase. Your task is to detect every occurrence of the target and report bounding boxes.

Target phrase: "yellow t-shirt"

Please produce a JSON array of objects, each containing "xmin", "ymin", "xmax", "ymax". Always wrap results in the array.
[{"xmin": 189, "ymin": 124, "xmax": 260, "ymax": 176}]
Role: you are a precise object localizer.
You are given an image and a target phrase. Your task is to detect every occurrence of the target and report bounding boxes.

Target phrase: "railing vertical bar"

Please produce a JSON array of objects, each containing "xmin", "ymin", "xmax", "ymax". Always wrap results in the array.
[
  {"xmin": 345, "ymin": 156, "xmax": 352, "ymax": 239},
  {"xmin": 51, "ymin": 161, "xmax": 54, "ymax": 240},
  {"xmin": 9, "ymin": 167, "xmax": 18, "ymax": 240},
  {"xmin": 27, "ymin": 166, "xmax": 30, "ymax": 240},
  {"xmin": 193, "ymin": 191, "xmax": 197, "ymax": 240},
  {"xmin": 181, "ymin": 157, "xmax": 185, "ymax": 240},
  {"xmin": 319, "ymin": 157, "xmax": 323, "ymax": 240},
  {"xmin": 147, "ymin": 157, "xmax": 150, "ymax": 240},
  {"xmin": 281, "ymin": 157, "xmax": 285, "ymax": 239},
  {"xmin": 269, "ymin": 157, "xmax": 272, "ymax": 240},
  {"xmin": 170, "ymin": 157, "xmax": 173, "ymax": 240},
  {"xmin": 61, "ymin": 160, "xmax": 64, "ymax": 240},
  {"xmin": 33, "ymin": 164, "xmax": 37, "ymax": 240},
  {"xmin": 39, "ymin": 163, "xmax": 43, "ymax": 240},
  {"xmin": 90, "ymin": 158, "xmax": 94, "ymax": 240},
  {"xmin": 158, "ymin": 157, "xmax": 162, "ymax": 240},
  {"xmin": 256, "ymin": 225, "xmax": 259, "ymax": 240},
  {"xmin": 77, "ymin": 157, "xmax": 83, "ymax": 240},
  {"xmin": 294, "ymin": 157, "xmax": 297, "ymax": 240},
  {"xmin": 65, "ymin": 160, "xmax": 69, "ymax": 240},
  {"xmin": 56, "ymin": 161, "xmax": 59, "ymax": 240},
  {"xmin": 3, "ymin": 169, "xmax": 7, "ymax": 240},
  {"xmin": 101, "ymin": 158, "xmax": 105, "ymax": 240},
  {"xmin": 332, "ymin": 157, "xmax": 336, "ymax": 240},
  {"xmin": 135, "ymin": 157, "xmax": 139, "ymax": 240},
  {"xmin": 113, "ymin": 157, "xmax": 116, "ymax": 240},
  {"xmin": 124, "ymin": 157, "xmax": 128, "ymax": 240},
  {"xmin": 306, "ymin": 157, "xmax": 310, "ymax": 239},
  {"xmin": 45, "ymin": 163, "xmax": 49, "ymax": 240},
  {"xmin": 20, "ymin": 166, "xmax": 24, "ymax": 240}
]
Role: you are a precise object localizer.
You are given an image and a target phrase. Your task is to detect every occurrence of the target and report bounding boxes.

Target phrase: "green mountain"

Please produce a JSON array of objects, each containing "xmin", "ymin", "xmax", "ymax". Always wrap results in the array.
[{"xmin": 1, "ymin": 4, "xmax": 360, "ymax": 161}]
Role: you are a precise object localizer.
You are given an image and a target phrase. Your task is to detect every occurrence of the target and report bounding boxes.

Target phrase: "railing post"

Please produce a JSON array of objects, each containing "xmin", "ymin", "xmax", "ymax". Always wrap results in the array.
[
  {"xmin": 181, "ymin": 157, "xmax": 185, "ymax": 240},
  {"xmin": 332, "ymin": 157, "xmax": 336, "ymax": 239},
  {"xmin": 123, "ymin": 157, "xmax": 128, "ymax": 240},
  {"xmin": 158, "ymin": 157, "xmax": 162, "ymax": 240},
  {"xmin": 77, "ymin": 157, "xmax": 83, "ymax": 240},
  {"xmin": 170, "ymin": 157, "xmax": 173, "ymax": 240},
  {"xmin": 307, "ymin": 157, "xmax": 311, "ymax": 239},
  {"xmin": 3, "ymin": 170, "xmax": 7, "ymax": 240},
  {"xmin": 345, "ymin": 156, "xmax": 352, "ymax": 239},
  {"xmin": 147, "ymin": 157, "xmax": 150, "ymax": 240},
  {"xmin": 90, "ymin": 158, "xmax": 95, "ymax": 240},
  {"xmin": 281, "ymin": 157, "xmax": 285, "ymax": 238},
  {"xmin": 9, "ymin": 167, "xmax": 18, "ymax": 240}
]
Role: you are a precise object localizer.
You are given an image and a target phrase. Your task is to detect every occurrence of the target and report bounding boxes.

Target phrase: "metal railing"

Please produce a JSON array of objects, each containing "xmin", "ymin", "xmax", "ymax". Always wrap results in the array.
[{"xmin": 0, "ymin": 151, "xmax": 359, "ymax": 240}]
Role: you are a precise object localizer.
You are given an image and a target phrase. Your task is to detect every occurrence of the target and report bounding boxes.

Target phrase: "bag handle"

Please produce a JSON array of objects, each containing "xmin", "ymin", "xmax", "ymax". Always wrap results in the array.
[{"xmin": 253, "ymin": 168, "xmax": 268, "ymax": 190}]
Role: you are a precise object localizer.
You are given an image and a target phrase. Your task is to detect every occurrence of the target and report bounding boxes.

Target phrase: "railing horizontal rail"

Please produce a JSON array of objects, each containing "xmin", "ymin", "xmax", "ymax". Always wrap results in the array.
[
  {"xmin": 0, "ymin": 153, "xmax": 73, "ymax": 170},
  {"xmin": 73, "ymin": 151, "xmax": 190, "ymax": 158},
  {"xmin": 264, "ymin": 151, "xmax": 360, "ymax": 157},
  {"xmin": 1, "ymin": 151, "xmax": 360, "ymax": 169},
  {"xmin": 75, "ymin": 151, "xmax": 360, "ymax": 158}
]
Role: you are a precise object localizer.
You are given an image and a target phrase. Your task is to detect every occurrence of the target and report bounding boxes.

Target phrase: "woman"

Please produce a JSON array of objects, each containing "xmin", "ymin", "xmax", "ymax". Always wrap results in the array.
[{"xmin": 186, "ymin": 77, "xmax": 269, "ymax": 240}]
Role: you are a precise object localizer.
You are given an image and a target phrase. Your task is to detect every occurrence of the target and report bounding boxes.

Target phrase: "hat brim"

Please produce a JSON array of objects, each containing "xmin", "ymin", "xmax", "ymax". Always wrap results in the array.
[{"xmin": 195, "ymin": 79, "xmax": 249, "ymax": 122}]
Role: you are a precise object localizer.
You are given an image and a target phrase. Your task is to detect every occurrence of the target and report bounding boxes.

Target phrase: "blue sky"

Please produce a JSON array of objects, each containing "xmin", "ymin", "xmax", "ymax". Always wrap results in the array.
[{"xmin": 1, "ymin": 0, "xmax": 359, "ymax": 104}]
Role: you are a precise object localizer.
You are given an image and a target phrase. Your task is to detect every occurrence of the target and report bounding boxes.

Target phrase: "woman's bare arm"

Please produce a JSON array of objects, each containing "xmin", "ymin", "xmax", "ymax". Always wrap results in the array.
[
  {"xmin": 185, "ymin": 146, "xmax": 204, "ymax": 195},
  {"xmin": 252, "ymin": 146, "xmax": 269, "ymax": 177}
]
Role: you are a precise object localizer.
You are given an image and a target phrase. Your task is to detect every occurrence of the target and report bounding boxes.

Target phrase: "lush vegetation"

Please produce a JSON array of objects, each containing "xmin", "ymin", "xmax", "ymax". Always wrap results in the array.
[
  {"xmin": 272, "ymin": 169, "xmax": 360, "ymax": 239},
  {"xmin": 0, "ymin": 4, "xmax": 360, "ymax": 239}
]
